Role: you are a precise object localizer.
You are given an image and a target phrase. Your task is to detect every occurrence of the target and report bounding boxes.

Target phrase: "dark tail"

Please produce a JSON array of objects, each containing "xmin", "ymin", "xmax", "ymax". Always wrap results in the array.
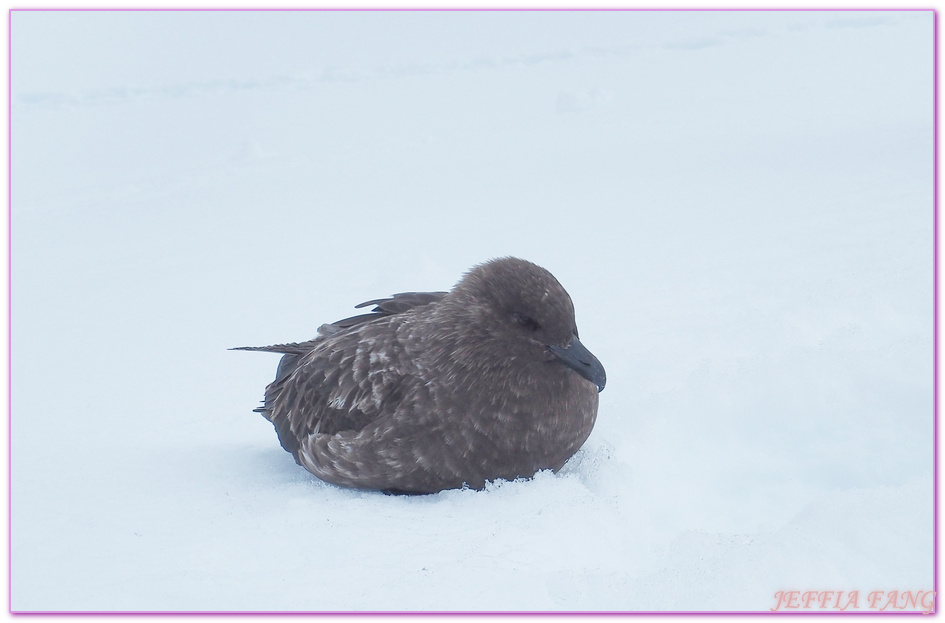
[{"xmin": 229, "ymin": 341, "xmax": 319, "ymax": 356}]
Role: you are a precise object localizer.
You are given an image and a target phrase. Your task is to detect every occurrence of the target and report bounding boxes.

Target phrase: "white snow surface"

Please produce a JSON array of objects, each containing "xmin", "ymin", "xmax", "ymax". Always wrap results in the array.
[{"xmin": 11, "ymin": 10, "xmax": 933, "ymax": 612}]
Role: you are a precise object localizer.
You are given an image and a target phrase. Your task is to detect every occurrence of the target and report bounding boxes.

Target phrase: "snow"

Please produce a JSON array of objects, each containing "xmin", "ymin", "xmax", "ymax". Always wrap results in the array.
[{"xmin": 11, "ymin": 9, "xmax": 933, "ymax": 612}]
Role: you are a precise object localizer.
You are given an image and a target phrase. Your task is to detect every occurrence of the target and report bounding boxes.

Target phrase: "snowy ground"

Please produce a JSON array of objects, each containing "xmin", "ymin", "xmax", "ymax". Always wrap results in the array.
[{"xmin": 11, "ymin": 9, "xmax": 934, "ymax": 612}]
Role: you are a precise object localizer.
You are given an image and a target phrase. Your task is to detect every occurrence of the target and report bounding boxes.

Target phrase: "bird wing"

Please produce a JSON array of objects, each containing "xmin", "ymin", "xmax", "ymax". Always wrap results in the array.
[
  {"xmin": 329, "ymin": 291, "xmax": 447, "ymax": 330},
  {"xmin": 235, "ymin": 291, "xmax": 447, "ymax": 460}
]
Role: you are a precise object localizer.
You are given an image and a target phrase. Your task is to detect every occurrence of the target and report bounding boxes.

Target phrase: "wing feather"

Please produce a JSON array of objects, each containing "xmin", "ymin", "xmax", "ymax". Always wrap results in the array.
[{"xmin": 235, "ymin": 290, "xmax": 447, "ymax": 461}]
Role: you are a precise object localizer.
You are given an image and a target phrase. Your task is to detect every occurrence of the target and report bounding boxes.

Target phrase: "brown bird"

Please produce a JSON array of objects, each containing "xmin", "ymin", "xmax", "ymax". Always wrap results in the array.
[{"xmin": 234, "ymin": 257, "xmax": 606, "ymax": 494}]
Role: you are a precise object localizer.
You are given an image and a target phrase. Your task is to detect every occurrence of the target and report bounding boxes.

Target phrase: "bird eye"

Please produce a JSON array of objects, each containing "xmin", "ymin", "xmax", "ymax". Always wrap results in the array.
[{"xmin": 513, "ymin": 312, "xmax": 541, "ymax": 332}]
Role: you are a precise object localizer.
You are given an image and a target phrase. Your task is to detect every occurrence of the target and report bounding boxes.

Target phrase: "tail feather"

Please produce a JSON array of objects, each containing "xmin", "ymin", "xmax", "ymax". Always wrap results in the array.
[{"xmin": 229, "ymin": 341, "xmax": 318, "ymax": 355}]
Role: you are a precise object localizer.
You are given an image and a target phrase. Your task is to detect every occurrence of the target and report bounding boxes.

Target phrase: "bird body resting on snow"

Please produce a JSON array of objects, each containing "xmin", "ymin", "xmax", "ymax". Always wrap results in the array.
[{"xmin": 234, "ymin": 257, "xmax": 606, "ymax": 494}]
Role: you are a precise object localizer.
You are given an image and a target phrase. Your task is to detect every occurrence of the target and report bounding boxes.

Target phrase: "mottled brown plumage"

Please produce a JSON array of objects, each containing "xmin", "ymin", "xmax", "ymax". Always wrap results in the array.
[{"xmin": 234, "ymin": 257, "xmax": 606, "ymax": 494}]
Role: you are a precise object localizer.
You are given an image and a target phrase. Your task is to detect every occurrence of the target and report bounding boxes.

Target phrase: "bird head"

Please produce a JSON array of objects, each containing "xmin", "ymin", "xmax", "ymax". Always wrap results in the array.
[{"xmin": 448, "ymin": 257, "xmax": 606, "ymax": 393}]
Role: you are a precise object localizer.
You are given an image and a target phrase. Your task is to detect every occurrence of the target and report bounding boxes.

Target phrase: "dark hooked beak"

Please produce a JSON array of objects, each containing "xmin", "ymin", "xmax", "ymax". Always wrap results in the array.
[{"xmin": 549, "ymin": 335, "xmax": 606, "ymax": 392}]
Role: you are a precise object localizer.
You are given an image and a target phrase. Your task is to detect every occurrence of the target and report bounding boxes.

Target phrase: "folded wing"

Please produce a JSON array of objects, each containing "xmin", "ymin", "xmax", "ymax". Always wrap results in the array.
[{"xmin": 232, "ymin": 291, "xmax": 447, "ymax": 461}]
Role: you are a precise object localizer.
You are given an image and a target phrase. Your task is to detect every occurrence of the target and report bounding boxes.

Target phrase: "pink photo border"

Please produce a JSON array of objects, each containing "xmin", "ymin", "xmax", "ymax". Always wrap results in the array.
[{"xmin": 4, "ymin": 6, "xmax": 938, "ymax": 616}]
